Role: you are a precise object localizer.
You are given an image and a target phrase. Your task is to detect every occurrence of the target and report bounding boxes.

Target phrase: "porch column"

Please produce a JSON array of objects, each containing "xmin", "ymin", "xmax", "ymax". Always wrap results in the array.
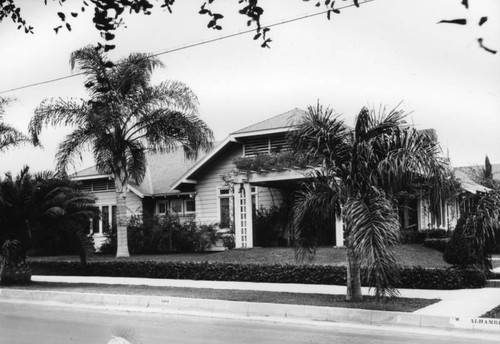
[
  {"xmin": 244, "ymin": 183, "xmax": 254, "ymax": 248},
  {"xmin": 234, "ymin": 182, "xmax": 252, "ymax": 249},
  {"xmin": 98, "ymin": 205, "xmax": 103, "ymax": 235},
  {"xmin": 335, "ymin": 213, "xmax": 344, "ymax": 247},
  {"xmin": 234, "ymin": 185, "xmax": 242, "ymax": 248}
]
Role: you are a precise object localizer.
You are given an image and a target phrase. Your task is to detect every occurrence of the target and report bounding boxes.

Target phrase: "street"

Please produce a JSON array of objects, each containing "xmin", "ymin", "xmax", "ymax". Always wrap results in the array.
[{"xmin": 0, "ymin": 301, "xmax": 496, "ymax": 344}]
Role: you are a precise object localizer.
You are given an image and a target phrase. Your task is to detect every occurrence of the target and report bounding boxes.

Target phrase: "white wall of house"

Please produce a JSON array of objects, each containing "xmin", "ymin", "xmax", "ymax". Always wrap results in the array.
[
  {"xmin": 193, "ymin": 144, "xmax": 285, "ymax": 227},
  {"xmin": 195, "ymin": 145, "xmax": 242, "ymax": 224}
]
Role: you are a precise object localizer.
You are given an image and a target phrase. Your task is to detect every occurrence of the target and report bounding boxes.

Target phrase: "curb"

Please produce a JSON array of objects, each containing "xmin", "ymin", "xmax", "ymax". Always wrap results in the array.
[{"xmin": 1, "ymin": 288, "xmax": 499, "ymax": 333}]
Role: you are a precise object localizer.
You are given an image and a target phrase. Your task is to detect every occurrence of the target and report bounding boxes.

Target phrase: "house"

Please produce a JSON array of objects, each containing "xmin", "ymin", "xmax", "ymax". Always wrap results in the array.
[
  {"xmin": 73, "ymin": 108, "xmax": 490, "ymax": 250},
  {"xmin": 70, "ymin": 148, "xmax": 202, "ymax": 247},
  {"xmin": 170, "ymin": 108, "xmax": 343, "ymax": 249}
]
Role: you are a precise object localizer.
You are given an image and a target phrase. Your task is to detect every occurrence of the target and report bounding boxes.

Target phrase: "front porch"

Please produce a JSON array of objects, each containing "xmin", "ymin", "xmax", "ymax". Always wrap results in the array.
[{"xmin": 231, "ymin": 169, "xmax": 345, "ymax": 249}]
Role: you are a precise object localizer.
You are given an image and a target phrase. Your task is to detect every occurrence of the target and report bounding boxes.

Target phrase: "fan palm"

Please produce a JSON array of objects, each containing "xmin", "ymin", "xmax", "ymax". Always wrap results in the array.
[
  {"xmin": 0, "ymin": 97, "xmax": 31, "ymax": 153},
  {"xmin": 29, "ymin": 46, "xmax": 214, "ymax": 257},
  {"xmin": 291, "ymin": 103, "xmax": 456, "ymax": 301},
  {"xmin": 0, "ymin": 167, "xmax": 97, "ymax": 277}
]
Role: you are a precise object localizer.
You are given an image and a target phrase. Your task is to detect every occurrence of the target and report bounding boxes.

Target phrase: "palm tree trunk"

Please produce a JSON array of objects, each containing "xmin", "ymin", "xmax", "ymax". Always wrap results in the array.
[
  {"xmin": 115, "ymin": 178, "xmax": 130, "ymax": 258},
  {"xmin": 346, "ymin": 243, "xmax": 363, "ymax": 301}
]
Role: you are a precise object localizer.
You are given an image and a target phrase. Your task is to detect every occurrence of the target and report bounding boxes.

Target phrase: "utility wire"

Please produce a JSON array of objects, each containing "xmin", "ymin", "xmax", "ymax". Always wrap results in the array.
[{"xmin": 0, "ymin": 0, "xmax": 374, "ymax": 95}]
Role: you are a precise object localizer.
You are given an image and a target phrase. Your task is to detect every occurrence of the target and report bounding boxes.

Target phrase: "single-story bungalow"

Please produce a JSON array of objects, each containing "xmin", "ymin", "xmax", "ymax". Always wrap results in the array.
[{"xmin": 72, "ymin": 108, "xmax": 490, "ymax": 249}]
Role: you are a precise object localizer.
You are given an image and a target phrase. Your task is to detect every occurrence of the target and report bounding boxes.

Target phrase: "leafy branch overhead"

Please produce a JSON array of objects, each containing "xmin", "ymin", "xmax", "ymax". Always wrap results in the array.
[
  {"xmin": 0, "ymin": 0, "xmax": 365, "ymax": 50},
  {"xmin": 0, "ymin": 0, "xmax": 496, "ymax": 53},
  {"xmin": 437, "ymin": 0, "xmax": 496, "ymax": 54}
]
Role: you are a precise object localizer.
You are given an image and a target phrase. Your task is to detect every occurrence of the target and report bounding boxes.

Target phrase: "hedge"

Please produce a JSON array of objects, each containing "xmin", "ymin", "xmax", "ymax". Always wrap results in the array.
[{"xmin": 29, "ymin": 261, "xmax": 486, "ymax": 290}]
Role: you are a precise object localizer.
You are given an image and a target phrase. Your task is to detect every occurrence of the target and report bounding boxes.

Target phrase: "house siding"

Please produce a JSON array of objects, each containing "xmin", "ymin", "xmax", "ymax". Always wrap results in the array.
[
  {"xmin": 255, "ymin": 187, "xmax": 283, "ymax": 210},
  {"xmin": 193, "ymin": 144, "xmax": 286, "ymax": 225},
  {"xmin": 195, "ymin": 145, "xmax": 242, "ymax": 224}
]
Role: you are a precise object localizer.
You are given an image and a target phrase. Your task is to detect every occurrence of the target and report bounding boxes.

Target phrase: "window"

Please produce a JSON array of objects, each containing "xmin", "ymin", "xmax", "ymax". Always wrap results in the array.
[
  {"xmin": 185, "ymin": 199, "xmax": 196, "ymax": 213},
  {"xmin": 89, "ymin": 204, "xmax": 117, "ymax": 236},
  {"xmin": 218, "ymin": 188, "xmax": 233, "ymax": 229},
  {"xmin": 102, "ymin": 206, "xmax": 110, "ymax": 233},
  {"xmin": 170, "ymin": 199, "xmax": 183, "ymax": 213},
  {"xmin": 111, "ymin": 205, "xmax": 117, "ymax": 233},
  {"xmin": 158, "ymin": 201, "xmax": 167, "ymax": 214},
  {"xmin": 219, "ymin": 197, "xmax": 231, "ymax": 228}
]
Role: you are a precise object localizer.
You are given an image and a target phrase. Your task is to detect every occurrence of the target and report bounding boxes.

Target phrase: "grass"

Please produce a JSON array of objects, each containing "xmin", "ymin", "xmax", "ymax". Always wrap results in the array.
[
  {"xmin": 482, "ymin": 305, "xmax": 500, "ymax": 318},
  {"xmin": 28, "ymin": 244, "xmax": 451, "ymax": 268},
  {"xmin": 5, "ymin": 282, "xmax": 440, "ymax": 313}
]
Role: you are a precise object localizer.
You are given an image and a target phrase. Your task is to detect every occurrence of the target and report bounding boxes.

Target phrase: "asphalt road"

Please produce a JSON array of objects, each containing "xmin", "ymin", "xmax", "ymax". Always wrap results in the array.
[{"xmin": 0, "ymin": 301, "xmax": 497, "ymax": 344}]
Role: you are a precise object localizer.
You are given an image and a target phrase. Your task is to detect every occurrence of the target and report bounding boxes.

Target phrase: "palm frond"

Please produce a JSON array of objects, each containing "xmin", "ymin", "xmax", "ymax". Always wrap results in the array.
[
  {"xmin": 293, "ymin": 169, "xmax": 342, "ymax": 262},
  {"xmin": 55, "ymin": 125, "xmax": 95, "ymax": 173},
  {"xmin": 290, "ymin": 102, "xmax": 351, "ymax": 172},
  {"xmin": 29, "ymin": 98, "xmax": 90, "ymax": 145},
  {"xmin": 0, "ymin": 123, "xmax": 31, "ymax": 153},
  {"xmin": 345, "ymin": 194, "xmax": 401, "ymax": 300},
  {"xmin": 113, "ymin": 53, "xmax": 164, "ymax": 96}
]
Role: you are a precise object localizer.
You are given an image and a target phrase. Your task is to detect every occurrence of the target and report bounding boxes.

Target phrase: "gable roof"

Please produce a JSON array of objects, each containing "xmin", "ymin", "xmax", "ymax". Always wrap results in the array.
[
  {"xmin": 171, "ymin": 108, "xmax": 307, "ymax": 191},
  {"xmin": 232, "ymin": 108, "xmax": 306, "ymax": 135},
  {"xmin": 454, "ymin": 168, "xmax": 491, "ymax": 194},
  {"xmin": 71, "ymin": 147, "xmax": 204, "ymax": 197}
]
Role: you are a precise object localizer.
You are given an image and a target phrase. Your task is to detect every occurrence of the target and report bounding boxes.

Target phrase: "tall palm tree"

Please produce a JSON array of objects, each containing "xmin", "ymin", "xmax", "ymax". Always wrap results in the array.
[
  {"xmin": 29, "ymin": 46, "xmax": 213, "ymax": 257},
  {"xmin": 291, "ymin": 103, "xmax": 456, "ymax": 301},
  {"xmin": 0, "ymin": 97, "xmax": 31, "ymax": 153}
]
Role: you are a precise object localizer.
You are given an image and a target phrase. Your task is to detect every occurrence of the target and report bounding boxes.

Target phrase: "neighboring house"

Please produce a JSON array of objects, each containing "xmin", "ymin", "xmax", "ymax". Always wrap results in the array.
[{"xmin": 70, "ymin": 148, "xmax": 201, "ymax": 247}]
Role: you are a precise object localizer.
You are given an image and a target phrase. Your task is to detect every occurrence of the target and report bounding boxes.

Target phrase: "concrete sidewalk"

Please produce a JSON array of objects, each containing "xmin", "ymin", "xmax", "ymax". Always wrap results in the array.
[
  {"xmin": 31, "ymin": 275, "xmax": 500, "ymax": 318},
  {"xmin": 1, "ymin": 275, "xmax": 499, "ymax": 334}
]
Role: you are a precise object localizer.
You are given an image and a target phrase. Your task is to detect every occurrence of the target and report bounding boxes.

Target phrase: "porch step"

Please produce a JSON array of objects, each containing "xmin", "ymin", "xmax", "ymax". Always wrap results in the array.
[
  {"xmin": 208, "ymin": 238, "xmax": 227, "ymax": 252},
  {"xmin": 486, "ymin": 280, "xmax": 500, "ymax": 288}
]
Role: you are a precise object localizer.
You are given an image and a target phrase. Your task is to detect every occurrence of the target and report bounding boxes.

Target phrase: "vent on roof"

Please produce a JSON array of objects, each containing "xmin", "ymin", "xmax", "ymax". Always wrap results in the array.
[
  {"xmin": 79, "ymin": 179, "xmax": 115, "ymax": 192},
  {"xmin": 243, "ymin": 134, "xmax": 289, "ymax": 157}
]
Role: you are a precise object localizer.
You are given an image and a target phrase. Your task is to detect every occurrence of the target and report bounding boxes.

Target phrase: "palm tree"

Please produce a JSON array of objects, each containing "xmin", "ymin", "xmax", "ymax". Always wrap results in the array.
[
  {"xmin": 31, "ymin": 171, "xmax": 99, "ymax": 264},
  {"xmin": 29, "ymin": 46, "xmax": 214, "ymax": 257},
  {"xmin": 0, "ymin": 97, "xmax": 31, "ymax": 153},
  {"xmin": 291, "ymin": 103, "xmax": 456, "ymax": 301}
]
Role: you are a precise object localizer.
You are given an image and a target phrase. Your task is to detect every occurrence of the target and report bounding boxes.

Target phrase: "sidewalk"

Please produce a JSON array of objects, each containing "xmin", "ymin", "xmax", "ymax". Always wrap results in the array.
[
  {"xmin": 31, "ymin": 275, "xmax": 500, "ymax": 318},
  {"xmin": 1, "ymin": 275, "xmax": 498, "ymax": 334}
]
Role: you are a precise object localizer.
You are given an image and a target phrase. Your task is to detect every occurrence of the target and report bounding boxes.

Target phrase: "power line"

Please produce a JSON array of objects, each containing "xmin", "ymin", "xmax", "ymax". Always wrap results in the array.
[{"xmin": 0, "ymin": 0, "xmax": 374, "ymax": 95}]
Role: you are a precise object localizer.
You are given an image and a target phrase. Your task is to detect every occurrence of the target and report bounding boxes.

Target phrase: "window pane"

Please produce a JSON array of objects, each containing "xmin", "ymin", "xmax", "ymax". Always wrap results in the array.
[
  {"xmin": 185, "ymin": 199, "xmax": 195, "ymax": 212},
  {"xmin": 92, "ymin": 214, "xmax": 99, "ymax": 234},
  {"xmin": 171, "ymin": 199, "xmax": 182, "ymax": 213},
  {"xmin": 111, "ymin": 206, "xmax": 117, "ymax": 233},
  {"xmin": 220, "ymin": 197, "xmax": 230, "ymax": 228},
  {"xmin": 102, "ymin": 206, "xmax": 110, "ymax": 233},
  {"xmin": 159, "ymin": 202, "xmax": 166, "ymax": 214}
]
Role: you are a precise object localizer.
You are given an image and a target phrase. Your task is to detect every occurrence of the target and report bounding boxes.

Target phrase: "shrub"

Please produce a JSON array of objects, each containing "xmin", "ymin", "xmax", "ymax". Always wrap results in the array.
[
  {"xmin": 97, "ymin": 214, "xmax": 217, "ymax": 254},
  {"xmin": 423, "ymin": 238, "xmax": 450, "ymax": 252},
  {"xmin": 443, "ymin": 217, "xmax": 479, "ymax": 267},
  {"xmin": 254, "ymin": 205, "xmax": 288, "ymax": 247},
  {"xmin": 221, "ymin": 233, "xmax": 235, "ymax": 249},
  {"xmin": 30, "ymin": 261, "xmax": 485, "ymax": 290},
  {"xmin": 0, "ymin": 260, "xmax": 31, "ymax": 285}
]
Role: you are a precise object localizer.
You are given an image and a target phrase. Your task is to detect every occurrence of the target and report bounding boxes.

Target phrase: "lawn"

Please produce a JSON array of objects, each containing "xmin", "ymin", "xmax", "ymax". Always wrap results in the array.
[
  {"xmin": 28, "ymin": 244, "xmax": 451, "ymax": 268},
  {"xmin": 7, "ymin": 282, "xmax": 440, "ymax": 313}
]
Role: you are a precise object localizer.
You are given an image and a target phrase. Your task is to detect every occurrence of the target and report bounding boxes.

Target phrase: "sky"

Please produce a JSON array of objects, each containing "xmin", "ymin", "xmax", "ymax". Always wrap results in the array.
[{"xmin": 1, "ymin": 0, "xmax": 499, "ymax": 176}]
